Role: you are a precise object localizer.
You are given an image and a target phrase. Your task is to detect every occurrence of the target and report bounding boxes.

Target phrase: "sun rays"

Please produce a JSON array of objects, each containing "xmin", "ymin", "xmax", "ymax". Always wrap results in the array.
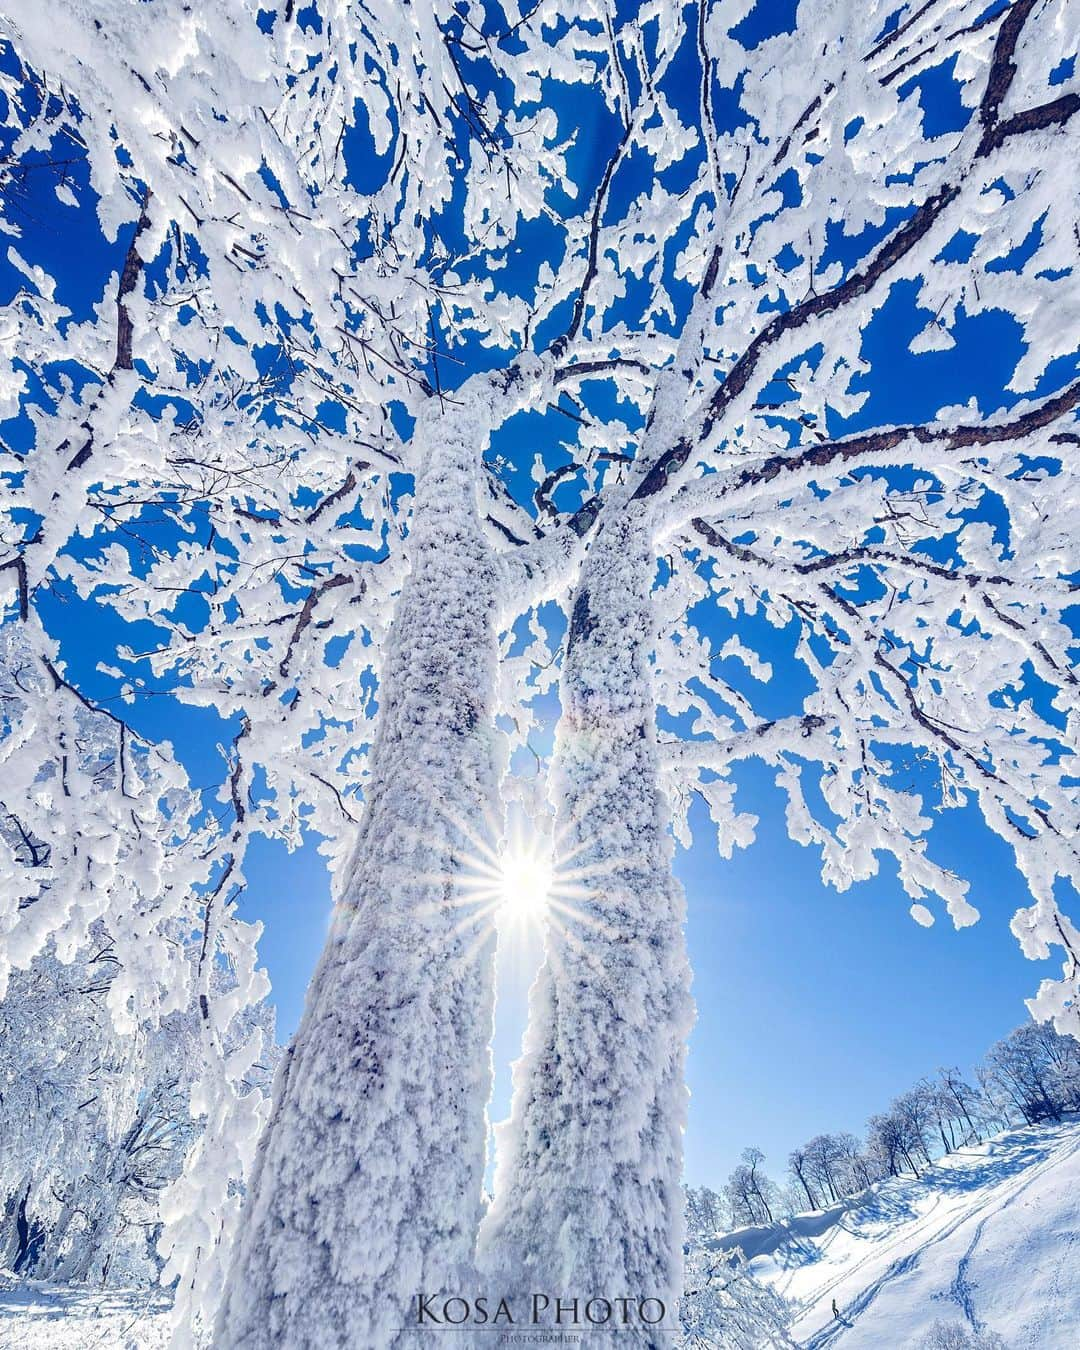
[
  {"xmin": 494, "ymin": 836, "xmax": 554, "ymax": 928},
  {"xmin": 397, "ymin": 782, "xmax": 630, "ymax": 981}
]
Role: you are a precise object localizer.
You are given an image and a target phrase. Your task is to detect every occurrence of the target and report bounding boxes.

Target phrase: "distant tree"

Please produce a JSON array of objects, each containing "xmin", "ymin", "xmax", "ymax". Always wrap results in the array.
[
  {"xmin": 1035, "ymin": 1023, "xmax": 1080, "ymax": 1107},
  {"xmin": 867, "ymin": 1110, "xmax": 918, "ymax": 1179},
  {"xmin": 893, "ymin": 1085, "xmax": 937, "ymax": 1167},
  {"xmin": 923, "ymin": 1079, "xmax": 959, "ymax": 1155},
  {"xmin": 791, "ymin": 1129, "xmax": 885, "ymax": 1208},
  {"xmin": 936, "ymin": 1068, "xmax": 984, "ymax": 1146},
  {"xmin": 743, "ymin": 1148, "xmax": 778, "ymax": 1225},
  {"xmin": 686, "ymin": 1185, "xmax": 731, "ymax": 1241},
  {"xmin": 801, "ymin": 1134, "xmax": 850, "ymax": 1206},
  {"xmin": 724, "ymin": 1148, "xmax": 781, "ymax": 1228},
  {"xmin": 787, "ymin": 1146, "xmax": 821, "ymax": 1213},
  {"xmin": 981, "ymin": 1022, "xmax": 1080, "ymax": 1124},
  {"xmin": 974, "ymin": 1065, "xmax": 1016, "ymax": 1133},
  {"xmin": 831, "ymin": 1132, "xmax": 876, "ymax": 1194}
]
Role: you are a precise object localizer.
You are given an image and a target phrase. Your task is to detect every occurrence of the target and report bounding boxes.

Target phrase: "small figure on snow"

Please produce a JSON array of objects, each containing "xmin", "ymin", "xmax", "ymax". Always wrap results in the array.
[{"xmin": 832, "ymin": 1298, "xmax": 840, "ymax": 1320}]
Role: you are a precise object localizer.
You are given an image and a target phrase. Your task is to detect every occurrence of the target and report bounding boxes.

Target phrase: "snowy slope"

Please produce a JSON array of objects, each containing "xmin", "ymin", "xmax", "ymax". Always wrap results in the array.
[
  {"xmin": 0, "ymin": 1277, "xmax": 168, "ymax": 1349},
  {"xmin": 711, "ymin": 1118, "xmax": 1080, "ymax": 1349}
]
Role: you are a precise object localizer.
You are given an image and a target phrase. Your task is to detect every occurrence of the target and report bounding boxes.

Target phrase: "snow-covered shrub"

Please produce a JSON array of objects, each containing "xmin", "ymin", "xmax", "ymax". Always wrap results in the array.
[
  {"xmin": 679, "ymin": 1245, "xmax": 794, "ymax": 1349},
  {"xmin": 920, "ymin": 1320, "xmax": 1009, "ymax": 1350}
]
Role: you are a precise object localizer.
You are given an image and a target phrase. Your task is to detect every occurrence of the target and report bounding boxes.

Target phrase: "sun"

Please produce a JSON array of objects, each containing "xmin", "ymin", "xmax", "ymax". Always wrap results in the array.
[{"xmin": 496, "ymin": 842, "xmax": 553, "ymax": 925}]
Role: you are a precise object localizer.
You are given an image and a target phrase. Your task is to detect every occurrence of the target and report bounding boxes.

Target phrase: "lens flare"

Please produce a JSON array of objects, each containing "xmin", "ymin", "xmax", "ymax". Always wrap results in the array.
[
  {"xmin": 405, "ymin": 787, "xmax": 608, "ymax": 973},
  {"xmin": 497, "ymin": 843, "xmax": 553, "ymax": 924}
]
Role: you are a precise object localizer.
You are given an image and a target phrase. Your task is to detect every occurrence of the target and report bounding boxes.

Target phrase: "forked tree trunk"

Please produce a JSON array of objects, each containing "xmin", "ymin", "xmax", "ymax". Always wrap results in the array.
[
  {"xmin": 218, "ymin": 410, "xmax": 502, "ymax": 1348},
  {"xmin": 479, "ymin": 515, "xmax": 693, "ymax": 1346}
]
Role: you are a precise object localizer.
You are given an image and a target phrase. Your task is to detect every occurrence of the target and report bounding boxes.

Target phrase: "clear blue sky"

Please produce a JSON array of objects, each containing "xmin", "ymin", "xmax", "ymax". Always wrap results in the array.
[
  {"xmin": 3, "ymin": 0, "xmax": 1073, "ymax": 1196},
  {"xmin": 231, "ymin": 735, "xmax": 1064, "ymax": 1191}
]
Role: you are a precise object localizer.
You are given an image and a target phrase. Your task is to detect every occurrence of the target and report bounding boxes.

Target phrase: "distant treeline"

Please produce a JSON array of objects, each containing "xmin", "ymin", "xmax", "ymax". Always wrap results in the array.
[{"xmin": 688, "ymin": 1021, "xmax": 1080, "ymax": 1234}]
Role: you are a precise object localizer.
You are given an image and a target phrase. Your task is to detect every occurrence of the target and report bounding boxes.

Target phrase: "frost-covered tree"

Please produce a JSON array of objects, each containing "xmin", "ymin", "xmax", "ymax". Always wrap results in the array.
[
  {"xmin": 723, "ymin": 1147, "xmax": 781, "ymax": 1226},
  {"xmin": 0, "ymin": 943, "xmax": 133, "ymax": 1278},
  {"xmin": 0, "ymin": 937, "xmax": 207, "ymax": 1288},
  {"xmin": 483, "ymin": 1, "xmax": 1080, "ymax": 1337},
  {"xmin": 980, "ymin": 1021, "xmax": 1080, "ymax": 1123},
  {"xmin": 0, "ymin": 640, "xmax": 278, "ymax": 1302},
  {"xmin": 802, "ymin": 1134, "xmax": 845, "ymax": 1206},
  {"xmin": 0, "ymin": 0, "xmax": 1077, "ymax": 1345},
  {"xmin": 679, "ymin": 1244, "xmax": 794, "ymax": 1349},
  {"xmin": 918, "ymin": 1073, "xmax": 979, "ymax": 1154},
  {"xmin": 893, "ymin": 1085, "xmax": 937, "ymax": 1166},
  {"xmin": 788, "ymin": 1145, "xmax": 822, "ymax": 1213},
  {"xmin": 686, "ymin": 1183, "xmax": 732, "ymax": 1241},
  {"xmin": 799, "ymin": 1132, "xmax": 872, "ymax": 1205},
  {"xmin": 0, "ymin": 614, "xmax": 271, "ymax": 1337},
  {"xmin": 936, "ymin": 1067, "xmax": 984, "ymax": 1145},
  {"xmin": 789, "ymin": 1130, "xmax": 884, "ymax": 1211},
  {"xmin": 867, "ymin": 1103, "xmax": 928, "ymax": 1179},
  {"xmin": 832, "ymin": 1131, "xmax": 876, "ymax": 1195},
  {"xmin": 0, "ymin": 1, "xmax": 690, "ymax": 1341}
]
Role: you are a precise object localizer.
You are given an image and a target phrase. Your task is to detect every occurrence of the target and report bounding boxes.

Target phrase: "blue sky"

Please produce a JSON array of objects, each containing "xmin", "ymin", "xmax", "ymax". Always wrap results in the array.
[
  {"xmin": 2, "ymin": 0, "xmax": 1074, "ymax": 1196},
  {"xmin": 232, "ymin": 719, "xmax": 1064, "ymax": 1191}
]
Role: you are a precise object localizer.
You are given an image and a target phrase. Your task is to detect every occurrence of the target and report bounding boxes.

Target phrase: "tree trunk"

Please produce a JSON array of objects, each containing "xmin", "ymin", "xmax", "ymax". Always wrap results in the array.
[
  {"xmin": 794, "ymin": 1169, "xmax": 817, "ymax": 1211},
  {"xmin": 53, "ymin": 1212, "xmax": 108, "ymax": 1284},
  {"xmin": 218, "ymin": 411, "xmax": 502, "ymax": 1348},
  {"xmin": 36, "ymin": 1190, "xmax": 84, "ymax": 1279},
  {"xmin": 479, "ymin": 515, "xmax": 693, "ymax": 1346},
  {"xmin": 10, "ymin": 1184, "xmax": 33, "ymax": 1273},
  {"xmin": 49, "ymin": 1108, "xmax": 142, "ymax": 1283}
]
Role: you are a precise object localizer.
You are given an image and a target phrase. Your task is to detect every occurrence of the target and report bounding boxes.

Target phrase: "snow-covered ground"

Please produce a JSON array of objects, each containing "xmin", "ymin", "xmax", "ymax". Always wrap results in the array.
[
  {"xmin": 3, "ymin": 1119, "xmax": 1077, "ymax": 1348},
  {"xmin": 711, "ymin": 1117, "xmax": 1080, "ymax": 1348},
  {"xmin": 0, "ymin": 1276, "xmax": 168, "ymax": 1349}
]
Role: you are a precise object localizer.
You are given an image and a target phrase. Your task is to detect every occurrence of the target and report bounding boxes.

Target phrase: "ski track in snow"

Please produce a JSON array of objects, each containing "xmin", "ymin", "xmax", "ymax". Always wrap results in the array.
[
  {"xmin": 800, "ymin": 1137, "xmax": 1079, "ymax": 1345},
  {"xmin": 754, "ymin": 1119, "xmax": 1080, "ymax": 1349},
  {"xmin": 945, "ymin": 1215, "xmax": 987, "ymax": 1332}
]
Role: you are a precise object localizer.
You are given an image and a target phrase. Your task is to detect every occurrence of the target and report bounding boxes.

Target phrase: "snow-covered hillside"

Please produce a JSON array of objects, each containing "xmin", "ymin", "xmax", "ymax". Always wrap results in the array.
[{"xmin": 710, "ymin": 1118, "xmax": 1080, "ymax": 1348}]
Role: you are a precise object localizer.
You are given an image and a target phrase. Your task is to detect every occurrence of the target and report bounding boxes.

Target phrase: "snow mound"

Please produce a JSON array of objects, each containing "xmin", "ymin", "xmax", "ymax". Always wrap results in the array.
[
  {"xmin": 722, "ymin": 1118, "xmax": 1080, "ymax": 1348},
  {"xmin": 0, "ymin": 1276, "xmax": 169, "ymax": 1349}
]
